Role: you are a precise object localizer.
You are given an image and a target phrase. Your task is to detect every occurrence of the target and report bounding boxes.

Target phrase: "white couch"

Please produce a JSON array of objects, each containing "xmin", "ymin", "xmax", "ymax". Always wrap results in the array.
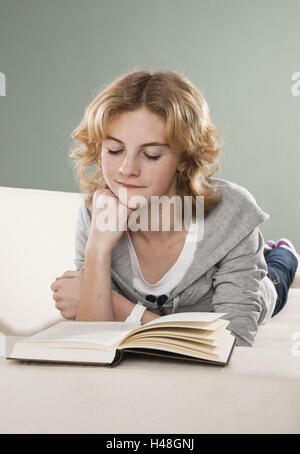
[
  {"xmin": 0, "ymin": 186, "xmax": 300, "ymax": 434},
  {"xmin": 0, "ymin": 186, "xmax": 81, "ymax": 336}
]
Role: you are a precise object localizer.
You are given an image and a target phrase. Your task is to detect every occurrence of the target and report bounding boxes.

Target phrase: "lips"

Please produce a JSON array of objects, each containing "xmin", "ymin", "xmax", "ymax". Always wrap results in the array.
[{"xmin": 117, "ymin": 181, "xmax": 144, "ymax": 188}]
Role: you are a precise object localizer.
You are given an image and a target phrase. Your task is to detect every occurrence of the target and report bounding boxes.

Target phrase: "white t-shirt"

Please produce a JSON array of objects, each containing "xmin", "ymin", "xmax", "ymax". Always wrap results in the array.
[{"xmin": 127, "ymin": 218, "xmax": 198, "ymax": 301}]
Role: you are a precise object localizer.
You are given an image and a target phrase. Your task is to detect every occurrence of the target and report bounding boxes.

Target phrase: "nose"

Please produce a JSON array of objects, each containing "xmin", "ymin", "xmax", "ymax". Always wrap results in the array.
[{"xmin": 119, "ymin": 155, "xmax": 140, "ymax": 177}]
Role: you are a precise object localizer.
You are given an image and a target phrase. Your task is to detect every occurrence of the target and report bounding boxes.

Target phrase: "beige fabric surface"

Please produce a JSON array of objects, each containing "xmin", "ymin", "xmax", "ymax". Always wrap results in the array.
[
  {"xmin": 291, "ymin": 271, "xmax": 300, "ymax": 289},
  {"xmin": 1, "ymin": 291, "xmax": 300, "ymax": 434}
]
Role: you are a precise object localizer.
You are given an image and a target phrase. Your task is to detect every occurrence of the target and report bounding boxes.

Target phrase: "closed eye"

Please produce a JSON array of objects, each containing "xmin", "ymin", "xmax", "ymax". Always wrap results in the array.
[
  {"xmin": 107, "ymin": 149, "xmax": 160, "ymax": 160},
  {"xmin": 107, "ymin": 149, "xmax": 122, "ymax": 155}
]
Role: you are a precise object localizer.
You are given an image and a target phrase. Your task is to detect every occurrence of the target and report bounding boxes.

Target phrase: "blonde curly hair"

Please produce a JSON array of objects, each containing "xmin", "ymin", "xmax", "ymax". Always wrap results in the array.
[{"xmin": 69, "ymin": 69, "xmax": 224, "ymax": 216}]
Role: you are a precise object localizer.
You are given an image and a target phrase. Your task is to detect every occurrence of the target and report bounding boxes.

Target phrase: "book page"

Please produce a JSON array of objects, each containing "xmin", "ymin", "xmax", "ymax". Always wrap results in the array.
[
  {"xmin": 18, "ymin": 321, "xmax": 137, "ymax": 348},
  {"xmin": 138, "ymin": 318, "xmax": 229, "ymax": 333},
  {"xmin": 123, "ymin": 326, "xmax": 229, "ymax": 347},
  {"xmin": 144, "ymin": 312, "xmax": 226, "ymax": 326},
  {"xmin": 124, "ymin": 318, "xmax": 228, "ymax": 342},
  {"xmin": 120, "ymin": 335, "xmax": 221, "ymax": 356},
  {"xmin": 120, "ymin": 318, "xmax": 229, "ymax": 346},
  {"xmin": 120, "ymin": 333, "xmax": 235, "ymax": 363}
]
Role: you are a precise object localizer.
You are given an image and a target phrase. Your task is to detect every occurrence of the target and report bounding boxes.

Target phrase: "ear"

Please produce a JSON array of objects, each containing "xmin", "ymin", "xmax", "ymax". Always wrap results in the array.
[{"xmin": 176, "ymin": 160, "xmax": 186, "ymax": 173}]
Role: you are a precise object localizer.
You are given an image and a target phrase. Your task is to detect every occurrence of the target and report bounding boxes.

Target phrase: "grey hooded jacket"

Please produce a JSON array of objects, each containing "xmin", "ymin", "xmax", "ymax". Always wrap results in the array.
[{"xmin": 74, "ymin": 177, "xmax": 275, "ymax": 347}]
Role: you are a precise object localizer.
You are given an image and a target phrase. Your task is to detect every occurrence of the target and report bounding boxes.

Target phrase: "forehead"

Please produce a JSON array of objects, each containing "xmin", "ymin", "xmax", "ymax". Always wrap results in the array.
[{"xmin": 105, "ymin": 108, "xmax": 167, "ymax": 143}]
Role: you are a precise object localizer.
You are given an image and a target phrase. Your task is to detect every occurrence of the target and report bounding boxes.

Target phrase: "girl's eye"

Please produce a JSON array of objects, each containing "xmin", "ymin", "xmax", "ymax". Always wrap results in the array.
[
  {"xmin": 107, "ymin": 149, "xmax": 122, "ymax": 155},
  {"xmin": 107, "ymin": 149, "xmax": 160, "ymax": 160},
  {"xmin": 144, "ymin": 153, "xmax": 160, "ymax": 160}
]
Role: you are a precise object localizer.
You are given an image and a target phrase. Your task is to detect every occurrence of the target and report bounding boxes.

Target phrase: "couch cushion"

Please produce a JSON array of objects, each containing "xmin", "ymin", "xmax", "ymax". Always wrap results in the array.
[
  {"xmin": 291, "ymin": 270, "xmax": 300, "ymax": 288},
  {"xmin": 0, "ymin": 186, "xmax": 85, "ymax": 335},
  {"xmin": 255, "ymin": 288, "xmax": 300, "ymax": 348}
]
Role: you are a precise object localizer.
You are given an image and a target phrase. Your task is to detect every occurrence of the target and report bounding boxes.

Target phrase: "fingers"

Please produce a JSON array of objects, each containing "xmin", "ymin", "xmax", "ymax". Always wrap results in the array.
[
  {"xmin": 92, "ymin": 189, "xmax": 107, "ymax": 209},
  {"xmin": 93, "ymin": 188, "xmax": 120, "ymax": 208},
  {"xmin": 93, "ymin": 188, "xmax": 134, "ymax": 216},
  {"xmin": 50, "ymin": 280, "xmax": 58, "ymax": 291},
  {"xmin": 54, "ymin": 302, "xmax": 74, "ymax": 319},
  {"xmin": 51, "ymin": 271, "xmax": 80, "ymax": 288},
  {"xmin": 93, "ymin": 189, "xmax": 105, "ymax": 200},
  {"xmin": 52, "ymin": 292, "xmax": 62, "ymax": 303},
  {"xmin": 53, "ymin": 293, "xmax": 71, "ymax": 317},
  {"xmin": 54, "ymin": 300, "xmax": 64, "ymax": 310},
  {"xmin": 60, "ymin": 270, "xmax": 80, "ymax": 278},
  {"xmin": 92, "ymin": 188, "xmax": 135, "ymax": 235},
  {"xmin": 61, "ymin": 311, "xmax": 75, "ymax": 320},
  {"xmin": 50, "ymin": 282, "xmax": 71, "ymax": 318},
  {"xmin": 53, "ymin": 297, "xmax": 75, "ymax": 319}
]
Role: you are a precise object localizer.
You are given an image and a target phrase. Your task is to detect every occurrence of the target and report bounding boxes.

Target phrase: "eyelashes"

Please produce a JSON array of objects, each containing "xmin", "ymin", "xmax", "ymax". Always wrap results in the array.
[{"xmin": 107, "ymin": 149, "xmax": 160, "ymax": 160}]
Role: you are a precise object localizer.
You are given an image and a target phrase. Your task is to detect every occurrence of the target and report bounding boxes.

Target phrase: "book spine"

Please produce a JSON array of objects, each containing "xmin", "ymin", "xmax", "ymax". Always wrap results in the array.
[{"xmin": 107, "ymin": 349, "xmax": 123, "ymax": 367}]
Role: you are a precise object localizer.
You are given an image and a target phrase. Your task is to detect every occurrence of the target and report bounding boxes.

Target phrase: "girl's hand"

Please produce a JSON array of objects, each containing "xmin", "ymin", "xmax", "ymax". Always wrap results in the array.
[
  {"xmin": 50, "ymin": 270, "xmax": 84, "ymax": 319},
  {"xmin": 86, "ymin": 188, "xmax": 135, "ymax": 255},
  {"xmin": 51, "ymin": 270, "xmax": 139, "ymax": 322}
]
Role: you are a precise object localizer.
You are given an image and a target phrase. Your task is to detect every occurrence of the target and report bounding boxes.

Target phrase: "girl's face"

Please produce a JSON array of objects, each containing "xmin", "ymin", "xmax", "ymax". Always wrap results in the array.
[{"xmin": 101, "ymin": 107, "xmax": 185, "ymax": 209}]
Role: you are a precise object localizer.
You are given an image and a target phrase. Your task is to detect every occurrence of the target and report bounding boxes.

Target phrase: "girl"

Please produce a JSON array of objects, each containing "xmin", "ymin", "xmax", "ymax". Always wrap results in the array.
[{"xmin": 51, "ymin": 70, "xmax": 298, "ymax": 346}]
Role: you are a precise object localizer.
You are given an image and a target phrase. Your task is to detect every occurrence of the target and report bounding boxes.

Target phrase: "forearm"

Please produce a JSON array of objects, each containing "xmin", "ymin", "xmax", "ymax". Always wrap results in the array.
[
  {"xmin": 112, "ymin": 291, "xmax": 161, "ymax": 325},
  {"xmin": 76, "ymin": 250, "xmax": 115, "ymax": 321}
]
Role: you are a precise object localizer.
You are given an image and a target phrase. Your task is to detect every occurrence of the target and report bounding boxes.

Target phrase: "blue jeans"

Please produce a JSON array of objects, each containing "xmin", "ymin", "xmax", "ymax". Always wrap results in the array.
[{"xmin": 264, "ymin": 247, "xmax": 298, "ymax": 316}]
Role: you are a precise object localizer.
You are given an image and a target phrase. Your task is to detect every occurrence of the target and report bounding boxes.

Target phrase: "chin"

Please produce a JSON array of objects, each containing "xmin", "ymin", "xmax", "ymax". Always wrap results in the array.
[{"xmin": 107, "ymin": 181, "xmax": 120, "ymax": 196}]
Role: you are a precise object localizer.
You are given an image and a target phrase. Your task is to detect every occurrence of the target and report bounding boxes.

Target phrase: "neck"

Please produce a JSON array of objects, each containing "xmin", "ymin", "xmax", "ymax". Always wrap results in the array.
[{"xmin": 128, "ymin": 204, "xmax": 189, "ymax": 244}]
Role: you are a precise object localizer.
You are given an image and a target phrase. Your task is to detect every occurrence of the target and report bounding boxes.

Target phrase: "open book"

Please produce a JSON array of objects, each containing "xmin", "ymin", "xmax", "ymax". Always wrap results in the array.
[{"xmin": 7, "ymin": 312, "xmax": 236, "ymax": 367}]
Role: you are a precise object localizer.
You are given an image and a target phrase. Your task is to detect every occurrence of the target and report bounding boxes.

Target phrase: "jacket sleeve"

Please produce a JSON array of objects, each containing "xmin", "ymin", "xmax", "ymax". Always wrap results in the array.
[
  {"xmin": 74, "ymin": 198, "xmax": 120, "ymax": 292},
  {"xmin": 212, "ymin": 227, "xmax": 268, "ymax": 346}
]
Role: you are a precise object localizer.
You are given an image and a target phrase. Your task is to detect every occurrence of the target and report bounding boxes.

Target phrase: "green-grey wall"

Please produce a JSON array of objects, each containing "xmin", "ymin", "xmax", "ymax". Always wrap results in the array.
[{"xmin": 1, "ymin": 0, "xmax": 300, "ymax": 247}]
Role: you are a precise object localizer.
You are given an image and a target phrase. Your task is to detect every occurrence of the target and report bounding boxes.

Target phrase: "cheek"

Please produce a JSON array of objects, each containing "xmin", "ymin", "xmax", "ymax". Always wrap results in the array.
[
  {"xmin": 101, "ymin": 154, "xmax": 117, "ymax": 177},
  {"xmin": 149, "ymin": 163, "xmax": 177, "ymax": 189}
]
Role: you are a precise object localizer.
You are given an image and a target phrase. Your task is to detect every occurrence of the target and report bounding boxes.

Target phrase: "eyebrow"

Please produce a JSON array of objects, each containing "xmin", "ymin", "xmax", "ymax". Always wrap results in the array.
[{"xmin": 106, "ymin": 136, "xmax": 169, "ymax": 148}]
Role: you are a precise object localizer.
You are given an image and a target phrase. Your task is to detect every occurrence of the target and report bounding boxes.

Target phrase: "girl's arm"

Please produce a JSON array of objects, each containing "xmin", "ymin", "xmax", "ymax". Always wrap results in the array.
[
  {"xmin": 76, "ymin": 244, "xmax": 161, "ymax": 323},
  {"xmin": 75, "ymin": 189, "xmax": 133, "ymax": 321},
  {"xmin": 70, "ymin": 191, "xmax": 160, "ymax": 323},
  {"xmin": 75, "ymin": 249, "xmax": 114, "ymax": 321},
  {"xmin": 51, "ymin": 269, "xmax": 161, "ymax": 324},
  {"xmin": 112, "ymin": 290, "xmax": 161, "ymax": 325}
]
